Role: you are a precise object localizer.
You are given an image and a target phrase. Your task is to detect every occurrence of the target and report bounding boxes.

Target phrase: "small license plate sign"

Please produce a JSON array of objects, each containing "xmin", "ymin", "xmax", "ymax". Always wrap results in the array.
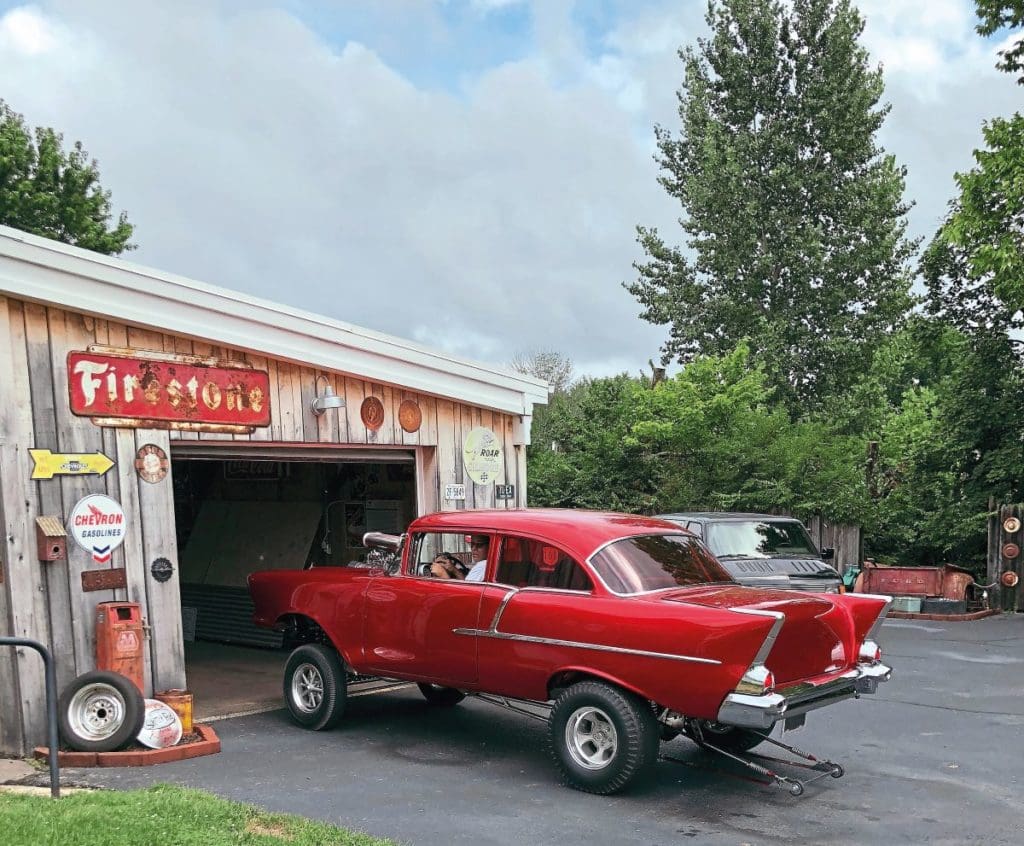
[
  {"xmin": 81, "ymin": 568, "xmax": 128, "ymax": 592},
  {"xmin": 444, "ymin": 484, "xmax": 466, "ymax": 501},
  {"xmin": 784, "ymin": 713, "xmax": 806, "ymax": 732},
  {"xmin": 495, "ymin": 484, "xmax": 515, "ymax": 500}
]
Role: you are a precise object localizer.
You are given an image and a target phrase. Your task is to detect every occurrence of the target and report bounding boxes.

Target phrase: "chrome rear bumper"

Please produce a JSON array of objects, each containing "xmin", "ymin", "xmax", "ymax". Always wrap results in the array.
[{"xmin": 716, "ymin": 662, "xmax": 892, "ymax": 730}]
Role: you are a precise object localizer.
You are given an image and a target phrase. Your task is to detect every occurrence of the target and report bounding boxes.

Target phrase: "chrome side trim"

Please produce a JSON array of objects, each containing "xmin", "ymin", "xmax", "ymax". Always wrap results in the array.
[
  {"xmin": 729, "ymin": 607, "xmax": 785, "ymax": 665},
  {"xmin": 488, "ymin": 588, "xmax": 519, "ymax": 631},
  {"xmin": 452, "ymin": 627, "xmax": 722, "ymax": 665}
]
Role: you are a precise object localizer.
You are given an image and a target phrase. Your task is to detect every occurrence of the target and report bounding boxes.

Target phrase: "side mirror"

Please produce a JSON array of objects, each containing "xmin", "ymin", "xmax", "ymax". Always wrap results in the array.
[{"xmin": 821, "ymin": 547, "xmax": 835, "ymax": 561}]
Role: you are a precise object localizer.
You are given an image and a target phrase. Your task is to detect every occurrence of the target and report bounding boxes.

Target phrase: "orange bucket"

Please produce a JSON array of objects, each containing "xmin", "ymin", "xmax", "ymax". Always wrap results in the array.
[{"xmin": 155, "ymin": 689, "xmax": 194, "ymax": 734}]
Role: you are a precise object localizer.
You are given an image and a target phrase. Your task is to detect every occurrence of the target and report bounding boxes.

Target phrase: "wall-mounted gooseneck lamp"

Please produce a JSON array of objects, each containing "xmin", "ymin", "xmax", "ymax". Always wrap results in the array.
[{"xmin": 311, "ymin": 374, "xmax": 346, "ymax": 417}]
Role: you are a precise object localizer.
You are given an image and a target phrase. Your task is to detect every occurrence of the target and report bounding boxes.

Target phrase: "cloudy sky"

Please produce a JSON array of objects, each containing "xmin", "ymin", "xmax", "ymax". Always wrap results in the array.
[{"xmin": 0, "ymin": 1, "xmax": 1019, "ymax": 380}]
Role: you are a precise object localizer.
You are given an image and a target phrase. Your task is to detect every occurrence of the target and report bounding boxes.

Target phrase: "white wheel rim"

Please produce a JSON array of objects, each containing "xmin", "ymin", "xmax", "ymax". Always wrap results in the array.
[
  {"xmin": 565, "ymin": 705, "xmax": 618, "ymax": 770},
  {"xmin": 291, "ymin": 662, "xmax": 324, "ymax": 713},
  {"xmin": 68, "ymin": 682, "xmax": 127, "ymax": 742}
]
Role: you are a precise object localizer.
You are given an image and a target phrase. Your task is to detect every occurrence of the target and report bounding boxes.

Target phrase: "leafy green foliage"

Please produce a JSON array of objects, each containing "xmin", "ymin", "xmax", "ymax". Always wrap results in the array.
[
  {"xmin": 0, "ymin": 784, "xmax": 394, "ymax": 846},
  {"xmin": 529, "ymin": 346, "xmax": 869, "ymax": 525},
  {"xmin": 933, "ymin": 115, "xmax": 1024, "ymax": 314},
  {"xmin": 0, "ymin": 100, "xmax": 134, "ymax": 253},
  {"xmin": 628, "ymin": 0, "xmax": 916, "ymax": 414},
  {"xmin": 975, "ymin": 0, "xmax": 1024, "ymax": 81}
]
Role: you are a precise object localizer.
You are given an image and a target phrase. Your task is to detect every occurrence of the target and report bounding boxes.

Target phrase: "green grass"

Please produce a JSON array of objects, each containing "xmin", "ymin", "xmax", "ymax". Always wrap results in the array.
[{"xmin": 0, "ymin": 784, "xmax": 398, "ymax": 846}]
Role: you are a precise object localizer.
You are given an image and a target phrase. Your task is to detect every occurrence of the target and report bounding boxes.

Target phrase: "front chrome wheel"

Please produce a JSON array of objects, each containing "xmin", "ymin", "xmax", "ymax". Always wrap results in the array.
[
  {"xmin": 290, "ymin": 662, "xmax": 324, "ymax": 713},
  {"xmin": 565, "ymin": 705, "xmax": 619, "ymax": 770}
]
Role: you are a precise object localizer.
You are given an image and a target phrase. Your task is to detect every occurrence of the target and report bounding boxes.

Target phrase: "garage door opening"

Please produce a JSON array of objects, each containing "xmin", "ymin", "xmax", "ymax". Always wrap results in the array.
[{"xmin": 169, "ymin": 446, "xmax": 417, "ymax": 719}]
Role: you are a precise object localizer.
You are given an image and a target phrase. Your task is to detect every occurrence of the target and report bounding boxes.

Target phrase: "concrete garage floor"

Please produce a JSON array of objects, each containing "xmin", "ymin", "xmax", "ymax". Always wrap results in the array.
[{"xmin": 185, "ymin": 642, "xmax": 287, "ymax": 721}]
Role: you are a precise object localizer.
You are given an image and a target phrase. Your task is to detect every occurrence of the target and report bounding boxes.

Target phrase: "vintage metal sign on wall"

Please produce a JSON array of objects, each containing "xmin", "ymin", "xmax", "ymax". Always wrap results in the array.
[{"xmin": 68, "ymin": 349, "xmax": 271, "ymax": 432}]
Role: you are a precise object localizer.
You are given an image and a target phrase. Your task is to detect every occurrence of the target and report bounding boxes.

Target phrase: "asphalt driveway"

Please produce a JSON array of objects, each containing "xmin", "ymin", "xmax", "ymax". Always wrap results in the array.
[{"xmin": 54, "ymin": 613, "xmax": 1024, "ymax": 845}]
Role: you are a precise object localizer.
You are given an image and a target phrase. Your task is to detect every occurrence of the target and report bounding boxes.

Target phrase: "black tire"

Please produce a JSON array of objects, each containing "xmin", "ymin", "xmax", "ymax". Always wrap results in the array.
[
  {"xmin": 283, "ymin": 644, "xmax": 347, "ymax": 730},
  {"xmin": 691, "ymin": 721, "xmax": 768, "ymax": 754},
  {"xmin": 417, "ymin": 683, "xmax": 466, "ymax": 707},
  {"xmin": 548, "ymin": 681, "xmax": 659, "ymax": 795},
  {"xmin": 58, "ymin": 670, "xmax": 145, "ymax": 753}
]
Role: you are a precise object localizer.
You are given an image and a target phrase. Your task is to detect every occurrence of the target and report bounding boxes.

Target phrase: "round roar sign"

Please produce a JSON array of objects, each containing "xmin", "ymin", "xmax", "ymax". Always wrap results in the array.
[
  {"xmin": 68, "ymin": 494, "xmax": 127, "ymax": 564},
  {"xmin": 463, "ymin": 427, "xmax": 503, "ymax": 485}
]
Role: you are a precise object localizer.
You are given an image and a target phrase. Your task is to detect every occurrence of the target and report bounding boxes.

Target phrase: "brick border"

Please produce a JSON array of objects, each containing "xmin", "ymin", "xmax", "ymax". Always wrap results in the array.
[
  {"xmin": 887, "ymin": 609, "xmax": 999, "ymax": 622},
  {"xmin": 34, "ymin": 723, "xmax": 220, "ymax": 768}
]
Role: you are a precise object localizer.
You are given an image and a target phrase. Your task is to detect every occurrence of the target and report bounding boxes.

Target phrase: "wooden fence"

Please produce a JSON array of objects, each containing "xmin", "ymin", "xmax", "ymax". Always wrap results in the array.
[{"xmin": 804, "ymin": 515, "xmax": 861, "ymax": 576}]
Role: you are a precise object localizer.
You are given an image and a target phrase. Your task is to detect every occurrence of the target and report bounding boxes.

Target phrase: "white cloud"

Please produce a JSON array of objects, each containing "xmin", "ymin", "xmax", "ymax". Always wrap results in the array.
[
  {"xmin": 0, "ymin": 0, "xmax": 1018, "ymax": 382},
  {"xmin": 0, "ymin": 6, "xmax": 59, "ymax": 55}
]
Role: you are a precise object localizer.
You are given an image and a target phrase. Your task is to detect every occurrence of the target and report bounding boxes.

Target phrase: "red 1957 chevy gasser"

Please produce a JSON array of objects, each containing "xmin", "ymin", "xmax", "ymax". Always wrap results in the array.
[{"xmin": 249, "ymin": 509, "xmax": 891, "ymax": 795}]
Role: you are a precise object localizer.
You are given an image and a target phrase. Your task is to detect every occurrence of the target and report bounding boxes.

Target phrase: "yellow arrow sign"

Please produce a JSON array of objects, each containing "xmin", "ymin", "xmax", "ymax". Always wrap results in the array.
[{"xmin": 29, "ymin": 449, "xmax": 115, "ymax": 480}]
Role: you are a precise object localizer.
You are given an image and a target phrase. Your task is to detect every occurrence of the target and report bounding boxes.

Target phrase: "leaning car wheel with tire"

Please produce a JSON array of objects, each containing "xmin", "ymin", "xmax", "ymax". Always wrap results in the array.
[
  {"xmin": 283, "ymin": 643, "xmax": 347, "ymax": 730},
  {"xmin": 58, "ymin": 670, "xmax": 145, "ymax": 753},
  {"xmin": 548, "ymin": 681, "xmax": 659, "ymax": 794}
]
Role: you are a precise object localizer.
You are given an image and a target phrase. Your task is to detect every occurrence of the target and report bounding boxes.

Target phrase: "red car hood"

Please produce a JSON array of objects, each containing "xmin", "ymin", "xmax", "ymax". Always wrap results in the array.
[{"xmin": 657, "ymin": 585, "xmax": 853, "ymax": 685}]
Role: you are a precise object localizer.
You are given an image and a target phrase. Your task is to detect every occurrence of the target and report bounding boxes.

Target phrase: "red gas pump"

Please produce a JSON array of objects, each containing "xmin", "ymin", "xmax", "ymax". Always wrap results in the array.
[{"xmin": 95, "ymin": 602, "xmax": 145, "ymax": 694}]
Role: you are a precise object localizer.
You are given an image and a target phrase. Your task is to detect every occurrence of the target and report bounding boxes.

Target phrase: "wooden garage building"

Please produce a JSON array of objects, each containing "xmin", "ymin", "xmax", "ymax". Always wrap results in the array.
[{"xmin": 0, "ymin": 225, "xmax": 547, "ymax": 755}]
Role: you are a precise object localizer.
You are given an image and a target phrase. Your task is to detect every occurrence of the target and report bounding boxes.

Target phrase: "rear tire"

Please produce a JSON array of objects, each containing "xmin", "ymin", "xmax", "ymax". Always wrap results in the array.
[
  {"xmin": 549, "ymin": 681, "xmax": 658, "ymax": 795},
  {"xmin": 58, "ymin": 670, "xmax": 145, "ymax": 753},
  {"xmin": 417, "ymin": 684, "xmax": 466, "ymax": 706},
  {"xmin": 283, "ymin": 644, "xmax": 346, "ymax": 730}
]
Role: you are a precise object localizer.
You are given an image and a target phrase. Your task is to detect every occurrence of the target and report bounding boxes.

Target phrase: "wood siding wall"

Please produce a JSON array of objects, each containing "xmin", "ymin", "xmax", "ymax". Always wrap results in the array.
[{"xmin": 0, "ymin": 297, "xmax": 523, "ymax": 753}]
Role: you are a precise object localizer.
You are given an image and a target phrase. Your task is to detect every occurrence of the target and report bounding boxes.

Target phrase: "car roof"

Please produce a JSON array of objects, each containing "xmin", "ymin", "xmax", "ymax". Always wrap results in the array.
[
  {"xmin": 410, "ymin": 509, "xmax": 689, "ymax": 560},
  {"xmin": 659, "ymin": 512, "xmax": 802, "ymax": 523}
]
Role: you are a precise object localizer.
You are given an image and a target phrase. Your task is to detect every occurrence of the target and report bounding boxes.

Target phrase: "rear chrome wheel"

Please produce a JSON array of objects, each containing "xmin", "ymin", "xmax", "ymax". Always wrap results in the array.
[
  {"xmin": 549, "ymin": 681, "xmax": 658, "ymax": 794},
  {"xmin": 565, "ymin": 705, "xmax": 618, "ymax": 770}
]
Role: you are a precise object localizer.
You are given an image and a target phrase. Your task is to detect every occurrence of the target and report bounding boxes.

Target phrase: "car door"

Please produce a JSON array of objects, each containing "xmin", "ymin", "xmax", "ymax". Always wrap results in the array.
[{"xmin": 361, "ymin": 531, "xmax": 487, "ymax": 685}]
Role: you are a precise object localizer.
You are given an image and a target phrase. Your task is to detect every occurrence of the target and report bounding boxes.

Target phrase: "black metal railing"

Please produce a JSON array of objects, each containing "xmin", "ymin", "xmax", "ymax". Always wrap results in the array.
[{"xmin": 0, "ymin": 637, "xmax": 60, "ymax": 798}]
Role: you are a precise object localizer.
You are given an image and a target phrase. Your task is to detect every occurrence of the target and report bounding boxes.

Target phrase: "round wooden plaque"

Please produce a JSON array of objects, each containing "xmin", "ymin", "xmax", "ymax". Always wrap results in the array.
[
  {"xmin": 361, "ymin": 396, "xmax": 385, "ymax": 430},
  {"xmin": 398, "ymin": 400, "xmax": 422, "ymax": 433}
]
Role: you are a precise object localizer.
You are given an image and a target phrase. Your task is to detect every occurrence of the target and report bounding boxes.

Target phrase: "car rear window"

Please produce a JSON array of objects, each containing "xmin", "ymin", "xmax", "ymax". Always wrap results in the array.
[{"xmin": 589, "ymin": 534, "xmax": 734, "ymax": 594}]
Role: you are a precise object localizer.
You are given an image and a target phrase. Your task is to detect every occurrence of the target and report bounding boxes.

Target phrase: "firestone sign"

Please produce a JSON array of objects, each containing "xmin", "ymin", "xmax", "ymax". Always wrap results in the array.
[
  {"xmin": 68, "ymin": 494, "xmax": 127, "ymax": 565},
  {"xmin": 68, "ymin": 350, "xmax": 271, "ymax": 429}
]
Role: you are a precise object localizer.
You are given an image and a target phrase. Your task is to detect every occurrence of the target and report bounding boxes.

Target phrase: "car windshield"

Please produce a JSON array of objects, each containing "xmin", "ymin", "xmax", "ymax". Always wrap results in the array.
[
  {"xmin": 706, "ymin": 520, "xmax": 817, "ymax": 558},
  {"xmin": 589, "ymin": 534, "xmax": 734, "ymax": 594}
]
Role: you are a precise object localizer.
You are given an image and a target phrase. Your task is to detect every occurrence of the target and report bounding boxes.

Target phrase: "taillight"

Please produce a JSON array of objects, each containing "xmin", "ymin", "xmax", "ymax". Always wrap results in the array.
[{"xmin": 858, "ymin": 640, "xmax": 882, "ymax": 663}]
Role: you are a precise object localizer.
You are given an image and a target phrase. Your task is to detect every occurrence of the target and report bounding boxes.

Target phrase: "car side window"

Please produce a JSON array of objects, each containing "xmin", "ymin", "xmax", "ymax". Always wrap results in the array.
[
  {"xmin": 495, "ymin": 536, "xmax": 592, "ymax": 591},
  {"xmin": 410, "ymin": 532, "xmax": 474, "ymax": 578}
]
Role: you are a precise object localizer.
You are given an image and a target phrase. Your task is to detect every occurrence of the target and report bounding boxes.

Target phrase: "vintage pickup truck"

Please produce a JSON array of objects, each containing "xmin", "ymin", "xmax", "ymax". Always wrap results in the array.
[{"xmin": 248, "ymin": 509, "xmax": 892, "ymax": 794}]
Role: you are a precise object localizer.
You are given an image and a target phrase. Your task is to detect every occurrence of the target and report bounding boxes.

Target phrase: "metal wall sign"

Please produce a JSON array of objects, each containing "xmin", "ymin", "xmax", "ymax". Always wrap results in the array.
[
  {"xmin": 495, "ymin": 484, "xmax": 515, "ymax": 500},
  {"xmin": 30, "ymin": 449, "xmax": 114, "ymax": 480},
  {"xmin": 444, "ymin": 484, "xmax": 466, "ymax": 501},
  {"xmin": 463, "ymin": 427, "xmax": 503, "ymax": 484},
  {"xmin": 67, "ymin": 494, "xmax": 127, "ymax": 565},
  {"xmin": 82, "ymin": 568, "xmax": 128, "ymax": 592},
  {"xmin": 68, "ymin": 349, "xmax": 271, "ymax": 431},
  {"xmin": 134, "ymin": 444, "xmax": 169, "ymax": 484}
]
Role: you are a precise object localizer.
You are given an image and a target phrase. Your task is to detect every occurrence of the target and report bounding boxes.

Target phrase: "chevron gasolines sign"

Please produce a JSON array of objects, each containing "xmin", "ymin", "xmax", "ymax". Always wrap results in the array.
[{"xmin": 68, "ymin": 494, "xmax": 127, "ymax": 565}]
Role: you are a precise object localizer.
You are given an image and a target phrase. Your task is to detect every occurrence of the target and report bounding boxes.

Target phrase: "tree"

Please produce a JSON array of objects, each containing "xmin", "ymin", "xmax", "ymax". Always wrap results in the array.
[
  {"xmin": 932, "ymin": 115, "xmax": 1024, "ymax": 314},
  {"xmin": 0, "ymin": 100, "xmax": 134, "ymax": 254},
  {"xmin": 509, "ymin": 349, "xmax": 575, "ymax": 394},
  {"xmin": 628, "ymin": 0, "xmax": 916, "ymax": 414},
  {"xmin": 976, "ymin": 0, "xmax": 1024, "ymax": 82}
]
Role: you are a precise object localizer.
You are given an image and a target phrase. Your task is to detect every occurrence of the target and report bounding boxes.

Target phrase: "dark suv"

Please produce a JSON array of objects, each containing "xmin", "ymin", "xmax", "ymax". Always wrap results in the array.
[{"xmin": 657, "ymin": 512, "xmax": 841, "ymax": 593}]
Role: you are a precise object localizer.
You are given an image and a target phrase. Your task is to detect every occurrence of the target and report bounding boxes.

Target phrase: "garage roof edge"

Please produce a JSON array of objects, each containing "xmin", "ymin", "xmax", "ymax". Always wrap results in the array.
[{"xmin": 0, "ymin": 226, "xmax": 549, "ymax": 415}]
